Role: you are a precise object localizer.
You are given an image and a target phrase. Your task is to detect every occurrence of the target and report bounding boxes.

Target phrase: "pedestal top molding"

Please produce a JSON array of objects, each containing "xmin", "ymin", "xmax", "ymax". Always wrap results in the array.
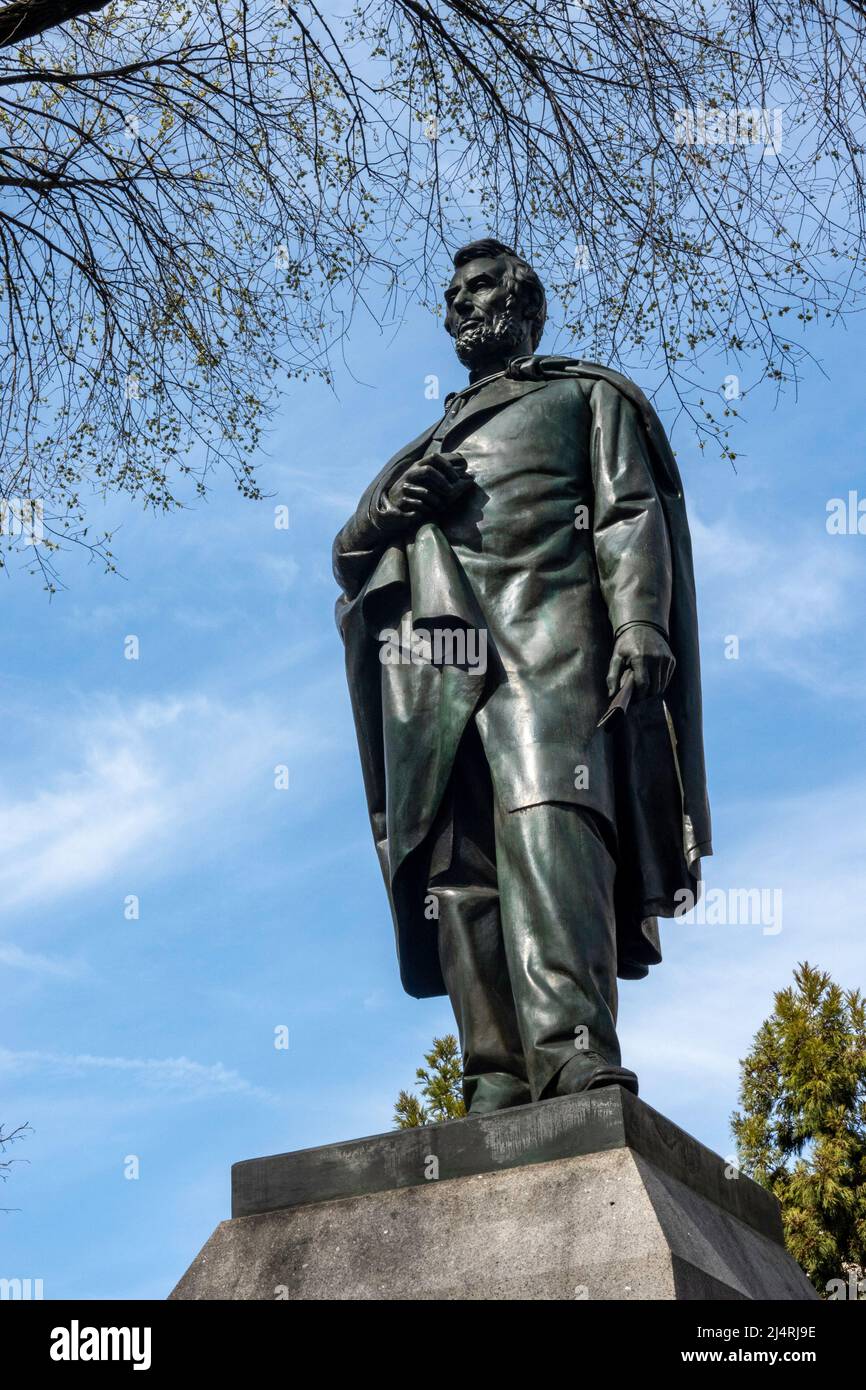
[{"xmin": 232, "ymin": 1086, "xmax": 781, "ymax": 1246}]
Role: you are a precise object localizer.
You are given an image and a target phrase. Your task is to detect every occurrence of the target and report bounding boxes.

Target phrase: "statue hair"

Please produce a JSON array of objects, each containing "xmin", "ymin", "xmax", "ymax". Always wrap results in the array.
[{"xmin": 451, "ymin": 238, "xmax": 547, "ymax": 350}]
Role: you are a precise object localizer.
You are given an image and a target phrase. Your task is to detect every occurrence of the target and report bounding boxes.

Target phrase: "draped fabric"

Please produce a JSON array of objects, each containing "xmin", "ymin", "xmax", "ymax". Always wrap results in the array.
[{"xmin": 334, "ymin": 356, "xmax": 712, "ymax": 997}]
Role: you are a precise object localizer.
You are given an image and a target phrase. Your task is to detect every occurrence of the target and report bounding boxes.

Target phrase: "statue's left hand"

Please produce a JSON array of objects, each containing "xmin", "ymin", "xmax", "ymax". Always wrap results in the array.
[{"xmin": 606, "ymin": 624, "xmax": 676, "ymax": 700}]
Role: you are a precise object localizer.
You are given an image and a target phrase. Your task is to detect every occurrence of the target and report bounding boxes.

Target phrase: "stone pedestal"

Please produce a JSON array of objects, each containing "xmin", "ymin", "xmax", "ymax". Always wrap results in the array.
[{"xmin": 169, "ymin": 1086, "xmax": 816, "ymax": 1300}]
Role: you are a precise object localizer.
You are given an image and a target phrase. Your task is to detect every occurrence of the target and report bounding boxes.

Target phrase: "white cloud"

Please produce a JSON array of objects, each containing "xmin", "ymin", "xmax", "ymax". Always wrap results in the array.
[
  {"xmin": 0, "ymin": 943, "xmax": 86, "ymax": 979},
  {"xmin": 691, "ymin": 510, "xmax": 865, "ymax": 695},
  {"xmin": 0, "ymin": 691, "xmax": 295, "ymax": 915},
  {"xmin": 0, "ymin": 1048, "xmax": 271, "ymax": 1102},
  {"xmin": 256, "ymin": 552, "xmax": 300, "ymax": 592}
]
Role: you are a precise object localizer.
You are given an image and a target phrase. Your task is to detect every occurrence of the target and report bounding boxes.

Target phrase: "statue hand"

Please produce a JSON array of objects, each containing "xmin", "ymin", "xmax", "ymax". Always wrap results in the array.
[
  {"xmin": 606, "ymin": 624, "xmax": 676, "ymax": 700},
  {"xmin": 380, "ymin": 452, "xmax": 471, "ymax": 530}
]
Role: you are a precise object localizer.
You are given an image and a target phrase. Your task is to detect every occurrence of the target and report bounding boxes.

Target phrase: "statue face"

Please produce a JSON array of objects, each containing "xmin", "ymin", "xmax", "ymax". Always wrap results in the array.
[{"xmin": 444, "ymin": 255, "xmax": 532, "ymax": 369}]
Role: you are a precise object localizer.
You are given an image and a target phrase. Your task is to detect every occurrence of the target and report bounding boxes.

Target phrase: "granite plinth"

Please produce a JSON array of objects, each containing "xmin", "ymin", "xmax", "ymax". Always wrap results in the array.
[{"xmin": 170, "ymin": 1087, "xmax": 817, "ymax": 1301}]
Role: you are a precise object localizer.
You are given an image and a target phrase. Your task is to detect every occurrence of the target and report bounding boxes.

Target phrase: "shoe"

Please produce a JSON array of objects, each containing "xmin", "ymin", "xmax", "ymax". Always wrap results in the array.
[
  {"xmin": 464, "ymin": 1071, "xmax": 532, "ymax": 1114},
  {"xmin": 585, "ymin": 1064, "xmax": 639, "ymax": 1097},
  {"xmin": 550, "ymin": 1054, "xmax": 639, "ymax": 1099}
]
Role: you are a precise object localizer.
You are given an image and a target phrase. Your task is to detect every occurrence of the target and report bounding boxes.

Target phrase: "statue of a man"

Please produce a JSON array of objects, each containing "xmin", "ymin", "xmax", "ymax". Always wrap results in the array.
[{"xmin": 334, "ymin": 239, "xmax": 712, "ymax": 1114}]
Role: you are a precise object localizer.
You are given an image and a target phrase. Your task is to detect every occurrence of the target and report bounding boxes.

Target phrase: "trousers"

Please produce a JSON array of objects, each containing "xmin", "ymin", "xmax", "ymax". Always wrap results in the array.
[{"xmin": 428, "ymin": 721, "xmax": 621, "ymax": 1112}]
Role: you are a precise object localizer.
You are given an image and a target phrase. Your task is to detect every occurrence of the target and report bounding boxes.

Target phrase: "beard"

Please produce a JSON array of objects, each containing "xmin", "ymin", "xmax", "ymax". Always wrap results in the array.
[{"xmin": 453, "ymin": 309, "xmax": 526, "ymax": 368}]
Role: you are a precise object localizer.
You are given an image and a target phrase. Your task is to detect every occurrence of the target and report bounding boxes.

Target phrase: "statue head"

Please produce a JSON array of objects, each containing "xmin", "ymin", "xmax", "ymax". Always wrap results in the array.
[{"xmin": 444, "ymin": 239, "xmax": 547, "ymax": 376}]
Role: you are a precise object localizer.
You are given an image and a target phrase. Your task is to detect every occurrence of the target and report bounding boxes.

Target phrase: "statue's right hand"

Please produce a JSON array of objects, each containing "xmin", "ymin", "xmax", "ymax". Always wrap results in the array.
[{"xmin": 380, "ymin": 452, "xmax": 471, "ymax": 531}]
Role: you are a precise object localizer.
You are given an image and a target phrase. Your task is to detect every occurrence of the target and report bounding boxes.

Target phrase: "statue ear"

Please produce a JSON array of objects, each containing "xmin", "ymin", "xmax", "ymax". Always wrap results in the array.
[{"xmin": 526, "ymin": 305, "xmax": 545, "ymax": 349}]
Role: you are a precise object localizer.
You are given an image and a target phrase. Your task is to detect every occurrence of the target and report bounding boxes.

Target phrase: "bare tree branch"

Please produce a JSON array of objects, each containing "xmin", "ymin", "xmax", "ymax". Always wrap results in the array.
[
  {"xmin": 0, "ymin": 0, "xmax": 110, "ymax": 49},
  {"xmin": 0, "ymin": 1, "xmax": 864, "ymax": 585}
]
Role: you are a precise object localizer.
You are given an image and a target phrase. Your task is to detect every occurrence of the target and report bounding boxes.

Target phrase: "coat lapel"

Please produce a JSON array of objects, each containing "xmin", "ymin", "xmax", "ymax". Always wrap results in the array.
[
  {"xmin": 385, "ymin": 420, "xmax": 441, "ymax": 471},
  {"xmin": 367, "ymin": 374, "xmax": 550, "ymax": 527},
  {"xmin": 427, "ymin": 375, "xmax": 548, "ymax": 454}
]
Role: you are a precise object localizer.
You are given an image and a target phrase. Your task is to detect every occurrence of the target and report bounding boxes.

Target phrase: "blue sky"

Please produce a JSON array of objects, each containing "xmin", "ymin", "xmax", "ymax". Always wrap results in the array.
[{"xmin": 1, "ymin": 270, "xmax": 865, "ymax": 1299}]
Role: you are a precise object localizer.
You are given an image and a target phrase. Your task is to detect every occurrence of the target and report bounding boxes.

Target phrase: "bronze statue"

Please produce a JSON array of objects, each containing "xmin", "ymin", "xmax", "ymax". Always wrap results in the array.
[{"xmin": 334, "ymin": 239, "xmax": 711, "ymax": 1114}]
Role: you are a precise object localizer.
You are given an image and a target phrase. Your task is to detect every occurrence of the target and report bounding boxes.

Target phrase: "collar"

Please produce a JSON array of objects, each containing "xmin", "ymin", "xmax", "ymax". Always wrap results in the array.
[{"xmin": 442, "ymin": 368, "xmax": 507, "ymax": 412}]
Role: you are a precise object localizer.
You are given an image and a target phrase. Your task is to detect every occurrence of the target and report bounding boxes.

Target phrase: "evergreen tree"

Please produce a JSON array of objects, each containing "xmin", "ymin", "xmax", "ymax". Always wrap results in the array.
[
  {"xmin": 393, "ymin": 1034, "xmax": 466, "ymax": 1128},
  {"xmin": 732, "ymin": 962, "xmax": 866, "ymax": 1294}
]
